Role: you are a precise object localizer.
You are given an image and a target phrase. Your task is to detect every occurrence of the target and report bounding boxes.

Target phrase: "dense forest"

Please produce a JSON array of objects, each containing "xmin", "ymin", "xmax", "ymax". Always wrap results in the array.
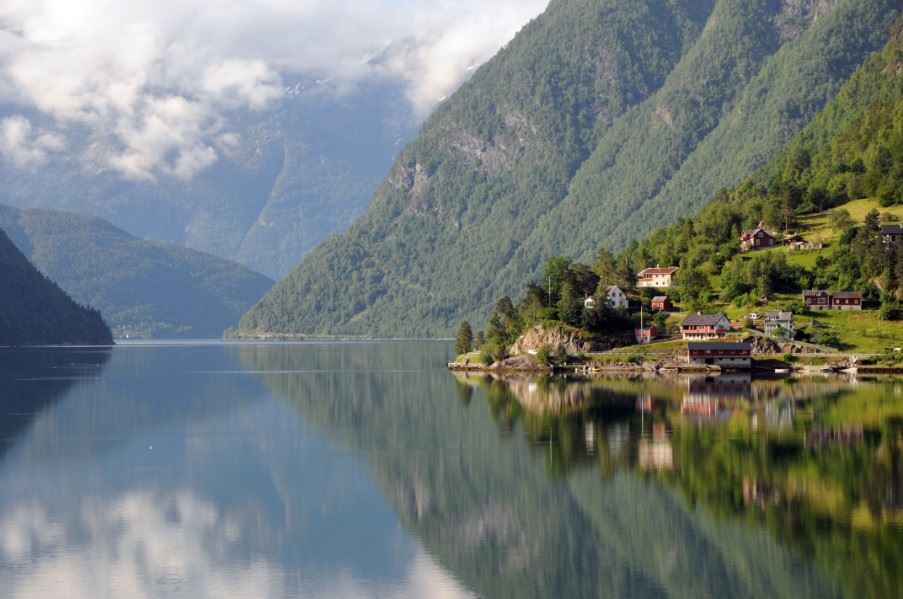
[
  {"xmin": 0, "ymin": 227, "xmax": 112, "ymax": 346},
  {"xmin": 0, "ymin": 205, "xmax": 274, "ymax": 339},
  {"xmin": 241, "ymin": 0, "xmax": 900, "ymax": 338}
]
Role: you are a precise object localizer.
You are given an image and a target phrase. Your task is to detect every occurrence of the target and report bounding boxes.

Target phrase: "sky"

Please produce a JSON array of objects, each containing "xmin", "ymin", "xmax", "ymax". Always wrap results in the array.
[{"xmin": 0, "ymin": 0, "xmax": 548, "ymax": 180}]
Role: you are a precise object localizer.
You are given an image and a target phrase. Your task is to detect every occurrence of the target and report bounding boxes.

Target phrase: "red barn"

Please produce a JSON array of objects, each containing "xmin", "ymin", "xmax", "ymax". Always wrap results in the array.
[
  {"xmin": 831, "ymin": 291, "xmax": 863, "ymax": 311},
  {"xmin": 651, "ymin": 296, "xmax": 672, "ymax": 312}
]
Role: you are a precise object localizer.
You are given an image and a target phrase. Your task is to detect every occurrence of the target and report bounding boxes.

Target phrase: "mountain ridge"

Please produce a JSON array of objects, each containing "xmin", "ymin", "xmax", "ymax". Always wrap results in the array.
[
  {"xmin": 0, "ymin": 227, "xmax": 112, "ymax": 346},
  {"xmin": 0, "ymin": 205, "xmax": 273, "ymax": 339},
  {"xmin": 240, "ymin": 0, "xmax": 900, "ymax": 338}
]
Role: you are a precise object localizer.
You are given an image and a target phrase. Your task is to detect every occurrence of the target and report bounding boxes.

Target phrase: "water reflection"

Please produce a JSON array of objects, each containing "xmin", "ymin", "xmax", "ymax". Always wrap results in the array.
[
  {"xmin": 0, "ymin": 344, "xmax": 472, "ymax": 599},
  {"xmin": 456, "ymin": 371, "xmax": 903, "ymax": 599},
  {"xmin": 0, "ymin": 344, "xmax": 899, "ymax": 598}
]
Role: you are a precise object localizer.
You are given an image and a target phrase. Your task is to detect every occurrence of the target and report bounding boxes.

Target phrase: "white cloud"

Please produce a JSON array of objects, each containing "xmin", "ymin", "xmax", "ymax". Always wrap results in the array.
[
  {"xmin": 0, "ymin": 490, "xmax": 475, "ymax": 599},
  {"xmin": 0, "ymin": 115, "xmax": 65, "ymax": 168},
  {"xmin": 0, "ymin": 0, "xmax": 547, "ymax": 179}
]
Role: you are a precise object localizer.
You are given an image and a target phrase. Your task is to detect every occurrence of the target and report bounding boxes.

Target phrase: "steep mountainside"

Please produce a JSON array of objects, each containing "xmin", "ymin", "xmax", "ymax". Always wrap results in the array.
[
  {"xmin": 0, "ymin": 228, "xmax": 112, "ymax": 346},
  {"xmin": 0, "ymin": 205, "xmax": 273, "ymax": 339},
  {"xmin": 620, "ymin": 17, "xmax": 903, "ymax": 297},
  {"xmin": 0, "ymin": 78, "xmax": 416, "ymax": 278},
  {"xmin": 241, "ymin": 0, "xmax": 900, "ymax": 338}
]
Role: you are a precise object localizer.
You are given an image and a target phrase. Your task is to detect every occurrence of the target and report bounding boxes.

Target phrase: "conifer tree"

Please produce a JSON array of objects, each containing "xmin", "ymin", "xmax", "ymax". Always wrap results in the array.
[{"xmin": 456, "ymin": 321, "xmax": 474, "ymax": 355}]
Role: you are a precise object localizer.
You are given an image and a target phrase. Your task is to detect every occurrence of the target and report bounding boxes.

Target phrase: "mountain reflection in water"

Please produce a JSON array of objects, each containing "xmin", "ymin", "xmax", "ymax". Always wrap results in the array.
[{"xmin": 0, "ymin": 343, "xmax": 899, "ymax": 598}]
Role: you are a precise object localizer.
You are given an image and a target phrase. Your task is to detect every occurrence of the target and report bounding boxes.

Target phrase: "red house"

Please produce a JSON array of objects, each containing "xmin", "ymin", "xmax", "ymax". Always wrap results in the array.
[
  {"xmin": 686, "ymin": 342, "xmax": 752, "ymax": 368},
  {"xmin": 740, "ymin": 224, "xmax": 777, "ymax": 251},
  {"xmin": 831, "ymin": 291, "xmax": 863, "ymax": 311},
  {"xmin": 635, "ymin": 326, "xmax": 659, "ymax": 344},
  {"xmin": 651, "ymin": 296, "xmax": 672, "ymax": 312},
  {"xmin": 802, "ymin": 290, "xmax": 831, "ymax": 310},
  {"xmin": 680, "ymin": 313, "xmax": 732, "ymax": 340}
]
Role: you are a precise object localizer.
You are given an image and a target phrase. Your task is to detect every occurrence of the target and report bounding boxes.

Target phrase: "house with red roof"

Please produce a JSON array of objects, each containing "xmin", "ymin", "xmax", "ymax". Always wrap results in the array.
[
  {"xmin": 740, "ymin": 224, "xmax": 777, "ymax": 251},
  {"xmin": 637, "ymin": 266, "xmax": 678, "ymax": 288}
]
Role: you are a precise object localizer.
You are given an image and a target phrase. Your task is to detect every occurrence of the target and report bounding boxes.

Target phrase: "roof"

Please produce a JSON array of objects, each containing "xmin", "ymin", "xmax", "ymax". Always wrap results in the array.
[
  {"xmin": 764, "ymin": 311, "xmax": 793, "ymax": 321},
  {"xmin": 880, "ymin": 224, "xmax": 903, "ymax": 235},
  {"xmin": 741, "ymin": 226, "xmax": 776, "ymax": 239},
  {"xmin": 605, "ymin": 285, "xmax": 623, "ymax": 293},
  {"xmin": 651, "ymin": 296, "xmax": 669, "ymax": 302},
  {"xmin": 803, "ymin": 289, "xmax": 829, "ymax": 296},
  {"xmin": 681, "ymin": 313, "xmax": 728, "ymax": 327},
  {"xmin": 638, "ymin": 267, "xmax": 678, "ymax": 276},
  {"xmin": 832, "ymin": 291, "xmax": 862, "ymax": 299},
  {"xmin": 687, "ymin": 342, "xmax": 752, "ymax": 352}
]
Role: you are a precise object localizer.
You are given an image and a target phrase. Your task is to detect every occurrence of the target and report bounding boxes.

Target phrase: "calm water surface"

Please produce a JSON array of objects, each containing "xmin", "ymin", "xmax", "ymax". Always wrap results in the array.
[{"xmin": 0, "ymin": 342, "xmax": 900, "ymax": 598}]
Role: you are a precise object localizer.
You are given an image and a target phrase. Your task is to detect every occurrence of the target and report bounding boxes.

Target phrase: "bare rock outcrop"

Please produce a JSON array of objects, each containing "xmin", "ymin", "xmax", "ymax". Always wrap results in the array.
[{"xmin": 509, "ymin": 325, "xmax": 591, "ymax": 356}]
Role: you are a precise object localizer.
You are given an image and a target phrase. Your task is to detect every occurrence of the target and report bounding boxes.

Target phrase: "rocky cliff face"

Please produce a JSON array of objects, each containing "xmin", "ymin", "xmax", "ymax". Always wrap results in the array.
[{"xmin": 509, "ymin": 325, "xmax": 592, "ymax": 356}]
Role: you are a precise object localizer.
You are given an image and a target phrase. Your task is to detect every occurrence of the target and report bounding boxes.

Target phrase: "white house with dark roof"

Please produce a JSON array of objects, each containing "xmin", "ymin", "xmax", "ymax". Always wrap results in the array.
[
  {"xmin": 881, "ymin": 224, "xmax": 903, "ymax": 245},
  {"xmin": 604, "ymin": 285, "xmax": 628, "ymax": 310},
  {"xmin": 764, "ymin": 311, "xmax": 793, "ymax": 340}
]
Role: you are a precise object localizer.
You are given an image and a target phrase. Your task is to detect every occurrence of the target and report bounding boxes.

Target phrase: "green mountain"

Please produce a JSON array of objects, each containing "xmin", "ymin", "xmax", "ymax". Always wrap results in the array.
[
  {"xmin": 0, "ymin": 205, "xmax": 273, "ymax": 339},
  {"xmin": 239, "ymin": 0, "xmax": 901, "ymax": 338},
  {"xmin": 619, "ymin": 18, "xmax": 903, "ymax": 303},
  {"xmin": 0, "ymin": 228, "xmax": 112, "ymax": 346}
]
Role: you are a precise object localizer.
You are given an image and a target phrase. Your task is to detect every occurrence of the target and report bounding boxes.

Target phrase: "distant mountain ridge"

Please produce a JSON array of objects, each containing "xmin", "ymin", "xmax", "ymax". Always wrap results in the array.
[
  {"xmin": 0, "ymin": 227, "xmax": 112, "ymax": 346},
  {"xmin": 0, "ymin": 205, "xmax": 273, "ymax": 339},
  {"xmin": 240, "ymin": 0, "xmax": 901, "ymax": 338},
  {"xmin": 0, "ymin": 77, "xmax": 417, "ymax": 279}
]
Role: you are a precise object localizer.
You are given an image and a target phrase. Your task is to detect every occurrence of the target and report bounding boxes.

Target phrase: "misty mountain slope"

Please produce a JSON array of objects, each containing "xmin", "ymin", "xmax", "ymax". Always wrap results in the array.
[
  {"xmin": 0, "ymin": 228, "xmax": 112, "ymax": 346},
  {"xmin": 0, "ymin": 205, "xmax": 273, "ymax": 339},
  {"xmin": 0, "ymin": 79, "xmax": 415, "ymax": 279},
  {"xmin": 241, "ymin": 0, "xmax": 899, "ymax": 338},
  {"xmin": 240, "ymin": 0, "xmax": 720, "ymax": 337}
]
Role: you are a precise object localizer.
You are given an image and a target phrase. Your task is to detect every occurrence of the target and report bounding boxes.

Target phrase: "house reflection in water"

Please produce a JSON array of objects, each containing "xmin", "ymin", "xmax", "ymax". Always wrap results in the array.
[
  {"xmin": 681, "ymin": 374, "xmax": 751, "ymax": 424},
  {"xmin": 639, "ymin": 421, "xmax": 674, "ymax": 471}
]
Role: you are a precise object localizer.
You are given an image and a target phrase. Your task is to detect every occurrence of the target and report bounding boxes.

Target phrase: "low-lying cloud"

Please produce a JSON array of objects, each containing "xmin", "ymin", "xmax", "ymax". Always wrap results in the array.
[{"xmin": 0, "ymin": 0, "xmax": 547, "ymax": 180}]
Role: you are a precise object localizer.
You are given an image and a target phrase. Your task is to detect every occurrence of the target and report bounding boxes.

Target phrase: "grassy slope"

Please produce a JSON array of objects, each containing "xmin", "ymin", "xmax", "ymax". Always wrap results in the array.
[{"xmin": 622, "ymin": 198, "xmax": 903, "ymax": 353}]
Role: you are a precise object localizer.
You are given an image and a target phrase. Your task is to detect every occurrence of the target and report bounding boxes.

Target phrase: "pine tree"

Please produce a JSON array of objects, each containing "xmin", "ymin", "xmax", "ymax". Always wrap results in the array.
[{"xmin": 456, "ymin": 321, "xmax": 474, "ymax": 355}]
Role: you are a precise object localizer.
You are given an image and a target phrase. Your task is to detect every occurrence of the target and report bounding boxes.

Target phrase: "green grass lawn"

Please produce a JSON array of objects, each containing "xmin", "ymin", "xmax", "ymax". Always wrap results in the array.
[{"xmin": 797, "ymin": 309, "xmax": 903, "ymax": 353}]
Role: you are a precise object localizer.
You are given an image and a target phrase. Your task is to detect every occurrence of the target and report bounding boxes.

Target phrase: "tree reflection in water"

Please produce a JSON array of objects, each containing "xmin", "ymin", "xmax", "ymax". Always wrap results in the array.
[{"xmin": 463, "ymin": 372, "xmax": 903, "ymax": 599}]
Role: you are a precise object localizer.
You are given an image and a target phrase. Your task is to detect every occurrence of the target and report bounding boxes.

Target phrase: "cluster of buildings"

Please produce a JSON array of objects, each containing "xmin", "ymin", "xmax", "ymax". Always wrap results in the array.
[{"xmin": 802, "ymin": 290, "xmax": 862, "ymax": 311}]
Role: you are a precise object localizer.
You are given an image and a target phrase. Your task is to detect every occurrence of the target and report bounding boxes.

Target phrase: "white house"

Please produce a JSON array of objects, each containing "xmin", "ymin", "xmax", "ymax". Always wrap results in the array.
[
  {"xmin": 604, "ymin": 285, "xmax": 628, "ymax": 310},
  {"xmin": 637, "ymin": 266, "xmax": 679, "ymax": 288},
  {"xmin": 764, "ymin": 311, "xmax": 793, "ymax": 340}
]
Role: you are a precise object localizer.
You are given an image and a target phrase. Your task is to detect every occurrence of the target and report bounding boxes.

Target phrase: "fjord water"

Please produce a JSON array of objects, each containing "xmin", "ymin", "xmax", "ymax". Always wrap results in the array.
[{"xmin": 0, "ymin": 343, "xmax": 899, "ymax": 598}]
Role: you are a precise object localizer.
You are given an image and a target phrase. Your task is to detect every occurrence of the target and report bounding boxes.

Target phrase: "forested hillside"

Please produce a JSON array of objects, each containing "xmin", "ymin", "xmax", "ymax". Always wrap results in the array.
[
  {"xmin": 241, "ymin": 0, "xmax": 901, "ymax": 338},
  {"xmin": 0, "ymin": 206, "xmax": 273, "ymax": 339},
  {"xmin": 0, "ymin": 228, "xmax": 112, "ymax": 346},
  {"xmin": 621, "ymin": 18, "xmax": 903, "ymax": 305}
]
